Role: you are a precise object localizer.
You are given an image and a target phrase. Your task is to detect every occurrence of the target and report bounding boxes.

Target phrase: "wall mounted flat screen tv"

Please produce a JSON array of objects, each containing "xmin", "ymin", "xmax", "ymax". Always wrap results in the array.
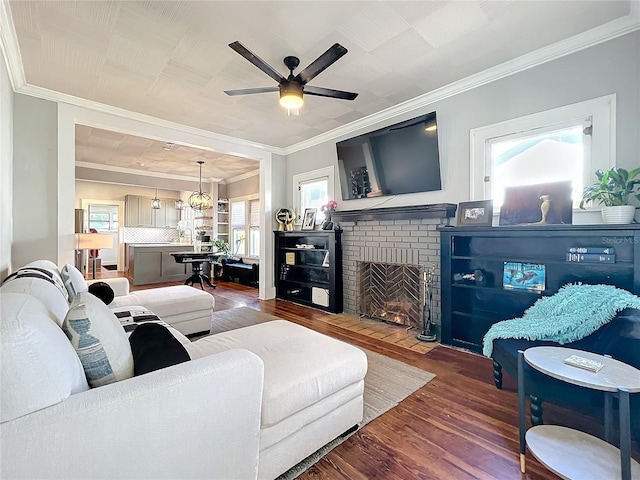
[{"xmin": 336, "ymin": 112, "xmax": 441, "ymax": 200}]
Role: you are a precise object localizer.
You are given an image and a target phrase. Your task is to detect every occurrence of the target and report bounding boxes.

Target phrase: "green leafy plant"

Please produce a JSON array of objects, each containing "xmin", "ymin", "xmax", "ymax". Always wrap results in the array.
[
  {"xmin": 580, "ymin": 167, "xmax": 640, "ymax": 208},
  {"xmin": 212, "ymin": 239, "xmax": 231, "ymax": 257}
]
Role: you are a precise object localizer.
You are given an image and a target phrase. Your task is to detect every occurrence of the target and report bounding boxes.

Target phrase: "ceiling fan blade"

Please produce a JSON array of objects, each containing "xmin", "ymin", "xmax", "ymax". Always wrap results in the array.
[
  {"xmin": 304, "ymin": 85, "xmax": 358, "ymax": 100},
  {"xmin": 224, "ymin": 86, "xmax": 279, "ymax": 96},
  {"xmin": 228, "ymin": 41, "xmax": 286, "ymax": 84},
  {"xmin": 296, "ymin": 43, "xmax": 348, "ymax": 85}
]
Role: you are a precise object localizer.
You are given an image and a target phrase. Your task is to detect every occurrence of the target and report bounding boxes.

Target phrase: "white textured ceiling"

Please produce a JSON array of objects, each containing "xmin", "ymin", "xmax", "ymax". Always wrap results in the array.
[
  {"xmin": 75, "ymin": 124, "xmax": 258, "ymax": 181},
  {"xmin": 7, "ymin": 0, "xmax": 633, "ymax": 179}
]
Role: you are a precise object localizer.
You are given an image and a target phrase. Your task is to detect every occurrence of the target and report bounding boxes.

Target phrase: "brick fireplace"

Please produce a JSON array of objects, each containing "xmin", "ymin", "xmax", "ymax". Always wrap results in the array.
[{"xmin": 332, "ymin": 204, "xmax": 456, "ymax": 335}]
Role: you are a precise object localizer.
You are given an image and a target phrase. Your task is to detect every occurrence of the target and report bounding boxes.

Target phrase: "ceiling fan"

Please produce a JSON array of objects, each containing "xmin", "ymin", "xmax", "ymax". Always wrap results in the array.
[{"xmin": 224, "ymin": 41, "xmax": 358, "ymax": 110}]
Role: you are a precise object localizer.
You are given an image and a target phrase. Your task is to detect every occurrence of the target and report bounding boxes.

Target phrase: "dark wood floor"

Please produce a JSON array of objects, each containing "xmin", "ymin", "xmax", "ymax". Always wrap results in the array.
[{"xmin": 106, "ymin": 270, "xmax": 639, "ymax": 479}]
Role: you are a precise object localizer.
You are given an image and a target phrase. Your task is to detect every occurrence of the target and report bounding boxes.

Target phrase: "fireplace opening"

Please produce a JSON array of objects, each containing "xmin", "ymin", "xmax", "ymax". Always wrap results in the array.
[{"xmin": 356, "ymin": 261, "xmax": 424, "ymax": 329}]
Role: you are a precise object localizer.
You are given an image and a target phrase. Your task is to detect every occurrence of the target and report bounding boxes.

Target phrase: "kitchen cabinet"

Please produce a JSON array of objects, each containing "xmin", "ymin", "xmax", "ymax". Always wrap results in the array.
[
  {"xmin": 126, "ymin": 195, "xmax": 180, "ymax": 228},
  {"xmin": 154, "ymin": 199, "xmax": 180, "ymax": 228},
  {"xmin": 126, "ymin": 244, "xmax": 189, "ymax": 285},
  {"xmin": 125, "ymin": 195, "xmax": 153, "ymax": 227}
]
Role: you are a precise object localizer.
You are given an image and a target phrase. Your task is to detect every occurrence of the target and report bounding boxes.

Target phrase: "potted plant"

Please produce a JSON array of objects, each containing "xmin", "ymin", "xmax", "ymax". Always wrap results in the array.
[
  {"xmin": 211, "ymin": 239, "xmax": 231, "ymax": 279},
  {"xmin": 212, "ymin": 239, "xmax": 231, "ymax": 258},
  {"xmin": 580, "ymin": 167, "xmax": 640, "ymax": 224}
]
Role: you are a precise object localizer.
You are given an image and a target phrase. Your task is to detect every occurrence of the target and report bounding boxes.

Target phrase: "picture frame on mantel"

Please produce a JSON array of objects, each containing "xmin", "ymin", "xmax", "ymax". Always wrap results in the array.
[
  {"xmin": 499, "ymin": 181, "xmax": 572, "ymax": 226},
  {"xmin": 456, "ymin": 200, "xmax": 493, "ymax": 227},
  {"xmin": 301, "ymin": 208, "xmax": 317, "ymax": 230}
]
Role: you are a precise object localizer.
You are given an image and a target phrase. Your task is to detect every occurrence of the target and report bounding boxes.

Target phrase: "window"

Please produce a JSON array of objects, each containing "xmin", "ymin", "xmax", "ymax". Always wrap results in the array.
[
  {"xmin": 470, "ymin": 95, "xmax": 615, "ymax": 208},
  {"xmin": 230, "ymin": 200, "xmax": 246, "ymax": 256},
  {"xmin": 488, "ymin": 122, "xmax": 588, "ymax": 207},
  {"xmin": 230, "ymin": 197, "xmax": 260, "ymax": 258},
  {"xmin": 88, "ymin": 204, "xmax": 118, "ymax": 232},
  {"xmin": 293, "ymin": 166, "xmax": 335, "ymax": 225}
]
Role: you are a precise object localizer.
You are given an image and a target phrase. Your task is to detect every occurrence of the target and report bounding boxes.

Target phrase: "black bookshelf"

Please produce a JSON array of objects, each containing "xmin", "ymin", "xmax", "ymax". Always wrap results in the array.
[
  {"xmin": 274, "ymin": 230, "xmax": 343, "ymax": 313},
  {"xmin": 440, "ymin": 224, "xmax": 640, "ymax": 353}
]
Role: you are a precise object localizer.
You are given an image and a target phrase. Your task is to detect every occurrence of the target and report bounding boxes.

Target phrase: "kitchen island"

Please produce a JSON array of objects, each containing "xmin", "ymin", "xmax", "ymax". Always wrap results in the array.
[{"xmin": 126, "ymin": 243, "xmax": 194, "ymax": 286}]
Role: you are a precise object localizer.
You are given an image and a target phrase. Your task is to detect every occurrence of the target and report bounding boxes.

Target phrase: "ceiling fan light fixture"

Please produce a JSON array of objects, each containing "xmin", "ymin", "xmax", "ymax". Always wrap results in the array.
[
  {"xmin": 188, "ymin": 161, "xmax": 212, "ymax": 211},
  {"xmin": 279, "ymin": 82, "xmax": 303, "ymax": 110}
]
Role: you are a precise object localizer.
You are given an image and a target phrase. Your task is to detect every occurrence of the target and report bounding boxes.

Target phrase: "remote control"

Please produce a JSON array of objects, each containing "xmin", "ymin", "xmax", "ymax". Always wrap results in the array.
[{"xmin": 563, "ymin": 354, "xmax": 604, "ymax": 373}]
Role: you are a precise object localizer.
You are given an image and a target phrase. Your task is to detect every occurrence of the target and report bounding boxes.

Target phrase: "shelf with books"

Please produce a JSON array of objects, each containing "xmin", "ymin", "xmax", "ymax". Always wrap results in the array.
[
  {"xmin": 274, "ymin": 230, "xmax": 342, "ymax": 313},
  {"xmin": 440, "ymin": 224, "xmax": 640, "ymax": 353}
]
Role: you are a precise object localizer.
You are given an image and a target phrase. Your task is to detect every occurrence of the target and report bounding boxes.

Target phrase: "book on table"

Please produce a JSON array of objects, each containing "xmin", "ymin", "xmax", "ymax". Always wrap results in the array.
[
  {"xmin": 565, "ymin": 253, "xmax": 616, "ymax": 263},
  {"xmin": 567, "ymin": 246, "xmax": 615, "ymax": 255}
]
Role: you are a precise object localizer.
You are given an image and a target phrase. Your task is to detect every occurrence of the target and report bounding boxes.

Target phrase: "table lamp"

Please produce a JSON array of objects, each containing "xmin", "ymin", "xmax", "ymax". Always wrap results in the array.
[{"xmin": 75, "ymin": 233, "xmax": 114, "ymax": 278}]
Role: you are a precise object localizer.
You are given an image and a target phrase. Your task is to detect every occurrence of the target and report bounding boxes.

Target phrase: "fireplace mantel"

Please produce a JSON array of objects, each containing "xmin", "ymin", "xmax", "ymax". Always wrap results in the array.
[{"xmin": 331, "ymin": 203, "xmax": 457, "ymax": 222}]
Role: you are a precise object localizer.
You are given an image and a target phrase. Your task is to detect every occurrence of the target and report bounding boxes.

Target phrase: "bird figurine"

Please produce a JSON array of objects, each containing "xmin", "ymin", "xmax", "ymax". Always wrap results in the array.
[{"xmin": 537, "ymin": 194, "xmax": 551, "ymax": 224}]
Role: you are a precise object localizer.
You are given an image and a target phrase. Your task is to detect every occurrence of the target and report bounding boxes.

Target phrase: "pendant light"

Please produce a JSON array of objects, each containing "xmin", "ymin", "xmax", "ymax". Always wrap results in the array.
[
  {"xmin": 175, "ymin": 199, "xmax": 184, "ymax": 210},
  {"xmin": 188, "ymin": 161, "xmax": 212, "ymax": 211},
  {"xmin": 151, "ymin": 188, "xmax": 162, "ymax": 209}
]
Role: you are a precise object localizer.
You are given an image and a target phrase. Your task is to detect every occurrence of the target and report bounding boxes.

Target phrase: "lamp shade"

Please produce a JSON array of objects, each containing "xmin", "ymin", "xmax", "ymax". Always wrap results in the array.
[{"xmin": 76, "ymin": 233, "xmax": 114, "ymax": 250}]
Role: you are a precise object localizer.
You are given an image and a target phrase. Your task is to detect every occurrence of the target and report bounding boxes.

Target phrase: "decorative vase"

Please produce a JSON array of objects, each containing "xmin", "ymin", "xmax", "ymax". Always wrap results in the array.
[
  {"xmin": 601, "ymin": 205, "xmax": 636, "ymax": 224},
  {"xmin": 321, "ymin": 211, "xmax": 334, "ymax": 230}
]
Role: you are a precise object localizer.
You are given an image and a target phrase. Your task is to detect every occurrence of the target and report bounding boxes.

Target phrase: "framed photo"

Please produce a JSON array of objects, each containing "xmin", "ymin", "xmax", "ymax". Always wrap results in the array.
[
  {"xmin": 301, "ymin": 208, "xmax": 317, "ymax": 230},
  {"xmin": 322, "ymin": 252, "xmax": 330, "ymax": 267},
  {"xmin": 499, "ymin": 180, "xmax": 572, "ymax": 226},
  {"xmin": 456, "ymin": 200, "xmax": 493, "ymax": 227}
]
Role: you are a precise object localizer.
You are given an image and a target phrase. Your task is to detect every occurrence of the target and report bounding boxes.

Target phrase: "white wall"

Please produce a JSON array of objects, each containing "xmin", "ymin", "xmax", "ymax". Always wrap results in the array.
[
  {"xmin": 0, "ymin": 50, "xmax": 13, "ymax": 279},
  {"xmin": 226, "ymin": 173, "xmax": 260, "ymax": 199},
  {"xmin": 12, "ymin": 94, "xmax": 59, "ymax": 269},
  {"xmin": 285, "ymin": 32, "xmax": 640, "ymax": 211},
  {"xmin": 260, "ymin": 153, "xmax": 285, "ymax": 300}
]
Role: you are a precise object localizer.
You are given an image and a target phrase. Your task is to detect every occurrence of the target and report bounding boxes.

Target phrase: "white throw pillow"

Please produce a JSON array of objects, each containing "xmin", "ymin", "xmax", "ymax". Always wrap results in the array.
[
  {"xmin": 62, "ymin": 291, "xmax": 134, "ymax": 387},
  {"xmin": 1, "ymin": 292, "xmax": 89, "ymax": 423},
  {"xmin": 22, "ymin": 260, "xmax": 69, "ymax": 302},
  {"xmin": 60, "ymin": 263, "xmax": 88, "ymax": 301}
]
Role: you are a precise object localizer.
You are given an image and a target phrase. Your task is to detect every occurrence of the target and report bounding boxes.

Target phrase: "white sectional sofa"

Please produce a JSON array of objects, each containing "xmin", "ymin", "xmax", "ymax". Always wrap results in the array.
[
  {"xmin": 87, "ymin": 276, "xmax": 214, "ymax": 335},
  {"xmin": 0, "ymin": 260, "xmax": 367, "ymax": 480}
]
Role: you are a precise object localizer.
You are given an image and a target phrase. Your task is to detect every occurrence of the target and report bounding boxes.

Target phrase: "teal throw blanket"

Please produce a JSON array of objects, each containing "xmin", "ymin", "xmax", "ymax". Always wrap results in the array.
[{"xmin": 482, "ymin": 283, "xmax": 640, "ymax": 357}]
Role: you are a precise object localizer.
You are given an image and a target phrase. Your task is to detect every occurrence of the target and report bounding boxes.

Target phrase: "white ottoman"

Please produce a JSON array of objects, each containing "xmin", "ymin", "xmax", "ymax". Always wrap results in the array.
[
  {"xmin": 185, "ymin": 320, "xmax": 368, "ymax": 480},
  {"xmin": 110, "ymin": 285, "xmax": 214, "ymax": 335}
]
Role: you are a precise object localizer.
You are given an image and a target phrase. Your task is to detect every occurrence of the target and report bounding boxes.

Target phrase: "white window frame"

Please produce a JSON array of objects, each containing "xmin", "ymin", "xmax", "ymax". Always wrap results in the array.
[
  {"xmin": 469, "ymin": 95, "xmax": 616, "ymax": 205},
  {"xmin": 292, "ymin": 166, "xmax": 335, "ymax": 225},
  {"xmin": 229, "ymin": 193, "xmax": 260, "ymax": 259},
  {"xmin": 248, "ymin": 198, "xmax": 260, "ymax": 258}
]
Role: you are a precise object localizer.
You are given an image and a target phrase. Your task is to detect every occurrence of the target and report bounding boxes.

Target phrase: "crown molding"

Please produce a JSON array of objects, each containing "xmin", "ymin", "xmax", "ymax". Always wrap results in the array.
[
  {"xmin": 284, "ymin": 11, "xmax": 640, "ymax": 155},
  {"xmin": 0, "ymin": 0, "xmax": 24, "ymax": 90},
  {"xmin": 222, "ymin": 168, "xmax": 260, "ymax": 185}
]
